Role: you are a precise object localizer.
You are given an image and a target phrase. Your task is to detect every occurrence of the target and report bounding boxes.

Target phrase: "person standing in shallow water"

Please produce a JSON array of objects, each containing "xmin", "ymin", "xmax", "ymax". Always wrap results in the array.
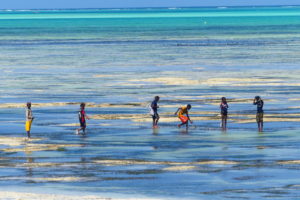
[
  {"xmin": 25, "ymin": 102, "xmax": 34, "ymax": 138},
  {"xmin": 175, "ymin": 104, "xmax": 193, "ymax": 129},
  {"xmin": 253, "ymin": 96, "xmax": 264, "ymax": 132},
  {"xmin": 151, "ymin": 96, "xmax": 160, "ymax": 128},
  {"xmin": 76, "ymin": 103, "xmax": 89, "ymax": 135},
  {"xmin": 220, "ymin": 97, "xmax": 229, "ymax": 130}
]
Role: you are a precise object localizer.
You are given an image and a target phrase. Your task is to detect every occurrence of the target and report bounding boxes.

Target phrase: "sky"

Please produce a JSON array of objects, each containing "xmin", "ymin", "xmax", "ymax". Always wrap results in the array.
[{"xmin": 1, "ymin": 0, "xmax": 300, "ymax": 9}]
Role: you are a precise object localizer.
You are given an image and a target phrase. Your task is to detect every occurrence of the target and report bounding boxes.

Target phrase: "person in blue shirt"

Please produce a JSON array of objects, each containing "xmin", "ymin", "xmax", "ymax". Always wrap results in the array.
[
  {"xmin": 151, "ymin": 96, "xmax": 160, "ymax": 128},
  {"xmin": 253, "ymin": 96, "xmax": 264, "ymax": 132}
]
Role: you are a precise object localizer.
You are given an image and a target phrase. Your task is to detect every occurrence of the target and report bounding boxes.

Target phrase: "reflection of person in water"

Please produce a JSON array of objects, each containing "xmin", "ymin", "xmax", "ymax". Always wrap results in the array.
[
  {"xmin": 253, "ymin": 96, "xmax": 264, "ymax": 132},
  {"xmin": 25, "ymin": 157, "xmax": 34, "ymax": 178},
  {"xmin": 25, "ymin": 146, "xmax": 34, "ymax": 178}
]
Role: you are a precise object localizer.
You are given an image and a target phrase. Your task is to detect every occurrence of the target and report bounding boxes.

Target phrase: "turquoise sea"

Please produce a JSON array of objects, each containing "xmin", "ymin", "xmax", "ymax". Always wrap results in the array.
[{"xmin": 1, "ymin": 6, "xmax": 300, "ymax": 199}]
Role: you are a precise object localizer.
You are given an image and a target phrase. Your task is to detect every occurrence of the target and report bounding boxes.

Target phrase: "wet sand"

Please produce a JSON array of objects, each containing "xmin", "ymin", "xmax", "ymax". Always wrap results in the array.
[
  {"xmin": 0, "ymin": 191, "xmax": 160, "ymax": 200},
  {"xmin": 2, "ymin": 95, "xmax": 300, "ymax": 199}
]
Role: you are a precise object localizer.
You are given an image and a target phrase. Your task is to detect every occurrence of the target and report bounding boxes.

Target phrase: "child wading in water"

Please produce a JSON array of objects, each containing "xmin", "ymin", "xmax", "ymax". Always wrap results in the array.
[
  {"xmin": 151, "ymin": 96, "xmax": 160, "ymax": 128},
  {"xmin": 25, "ymin": 102, "xmax": 34, "ymax": 138},
  {"xmin": 253, "ymin": 96, "xmax": 264, "ymax": 132},
  {"xmin": 220, "ymin": 97, "xmax": 229, "ymax": 130},
  {"xmin": 76, "ymin": 103, "xmax": 89, "ymax": 135},
  {"xmin": 175, "ymin": 104, "xmax": 193, "ymax": 129}
]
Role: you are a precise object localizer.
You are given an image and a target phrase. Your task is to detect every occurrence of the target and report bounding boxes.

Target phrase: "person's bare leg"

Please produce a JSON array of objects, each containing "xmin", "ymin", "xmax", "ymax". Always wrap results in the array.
[
  {"xmin": 221, "ymin": 118, "xmax": 225, "ymax": 129},
  {"xmin": 259, "ymin": 123, "xmax": 261, "ymax": 132},
  {"xmin": 77, "ymin": 127, "xmax": 83, "ymax": 134},
  {"xmin": 259, "ymin": 122, "xmax": 263, "ymax": 132},
  {"xmin": 178, "ymin": 121, "xmax": 187, "ymax": 128},
  {"xmin": 155, "ymin": 116, "xmax": 160, "ymax": 127},
  {"xmin": 186, "ymin": 121, "xmax": 189, "ymax": 130},
  {"xmin": 221, "ymin": 116, "xmax": 226, "ymax": 130}
]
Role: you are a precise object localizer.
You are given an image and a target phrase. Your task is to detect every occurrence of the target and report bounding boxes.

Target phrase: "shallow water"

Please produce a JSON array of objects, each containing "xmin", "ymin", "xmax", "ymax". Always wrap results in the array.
[{"xmin": 1, "ymin": 6, "xmax": 300, "ymax": 200}]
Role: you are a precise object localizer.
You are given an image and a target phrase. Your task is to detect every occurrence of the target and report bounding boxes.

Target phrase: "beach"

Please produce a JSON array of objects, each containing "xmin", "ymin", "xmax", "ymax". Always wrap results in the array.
[
  {"xmin": 1, "ymin": 6, "xmax": 300, "ymax": 199},
  {"xmin": 0, "ymin": 191, "xmax": 161, "ymax": 200}
]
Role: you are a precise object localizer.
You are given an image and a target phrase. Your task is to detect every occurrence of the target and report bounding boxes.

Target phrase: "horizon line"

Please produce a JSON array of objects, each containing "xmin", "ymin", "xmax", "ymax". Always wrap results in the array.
[{"xmin": 1, "ymin": 4, "xmax": 300, "ymax": 11}]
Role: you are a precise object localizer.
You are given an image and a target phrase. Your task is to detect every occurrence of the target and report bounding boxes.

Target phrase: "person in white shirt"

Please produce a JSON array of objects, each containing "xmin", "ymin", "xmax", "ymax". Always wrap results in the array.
[{"xmin": 25, "ymin": 102, "xmax": 34, "ymax": 138}]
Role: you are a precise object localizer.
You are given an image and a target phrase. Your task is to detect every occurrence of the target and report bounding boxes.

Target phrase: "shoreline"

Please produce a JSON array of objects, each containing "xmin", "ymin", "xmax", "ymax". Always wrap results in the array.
[{"xmin": 0, "ymin": 191, "xmax": 160, "ymax": 200}]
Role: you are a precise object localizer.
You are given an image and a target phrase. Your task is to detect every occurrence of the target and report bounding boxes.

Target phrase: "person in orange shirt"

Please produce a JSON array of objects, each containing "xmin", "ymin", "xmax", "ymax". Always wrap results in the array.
[{"xmin": 174, "ymin": 104, "xmax": 193, "ymax": 129}]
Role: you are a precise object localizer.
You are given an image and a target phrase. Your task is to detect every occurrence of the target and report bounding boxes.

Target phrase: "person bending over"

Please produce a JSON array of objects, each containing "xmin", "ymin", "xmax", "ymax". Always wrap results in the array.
[{"xmin": 175, "ymin": 104, "xmax": 193, "ymax": 129}]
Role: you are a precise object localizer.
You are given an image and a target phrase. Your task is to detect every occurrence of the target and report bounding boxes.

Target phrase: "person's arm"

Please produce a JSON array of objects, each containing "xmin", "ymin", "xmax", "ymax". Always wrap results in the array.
[
  {"xmin": 253, "ymin": 99, "xmax": 257, "ymax": 105},
  {"xmin": 186, "ymin": 111, "xmax": 193, "ymax": 123},
  {"xmin": 31, "ymin": 110, "xmax": 35, "ymax": 120},
  {"xmin": 28, "ymin": 110, "xmax": 34, "ymax": 120},
  {"xmin": 78, "ymin": 111, "xmax": 81, "ymax": 120},
  {"xmin": 151, "ymin": 102, "xmax": 159, "ymax": 109},
  {"xmin": 174, "ymin": 108, "xmax": 180, "ymax": 115},
  {"xmin": 26, "ymin": 109, "xmax": 29, "ymax": 120},
  {"xmin": 84, "ymin": 111, "xmax": 90, "ymax": 120}
]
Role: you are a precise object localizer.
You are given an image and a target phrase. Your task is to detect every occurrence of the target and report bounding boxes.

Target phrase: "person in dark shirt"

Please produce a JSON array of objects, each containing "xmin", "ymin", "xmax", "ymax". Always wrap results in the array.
[
  {"xmin": 253, "ymin": 96, "xmax": 264, "ymax": 132},
  {"xmin": 151, "ymin": 96, "xmax": 160, "ymax": 128},
  {"xmin": 220, "ymin": 97, "xmax": 229, "ymax": 130},
  {"xmin": 76, "ymin": 103, "xmax": 90, "ymax": 135}
]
